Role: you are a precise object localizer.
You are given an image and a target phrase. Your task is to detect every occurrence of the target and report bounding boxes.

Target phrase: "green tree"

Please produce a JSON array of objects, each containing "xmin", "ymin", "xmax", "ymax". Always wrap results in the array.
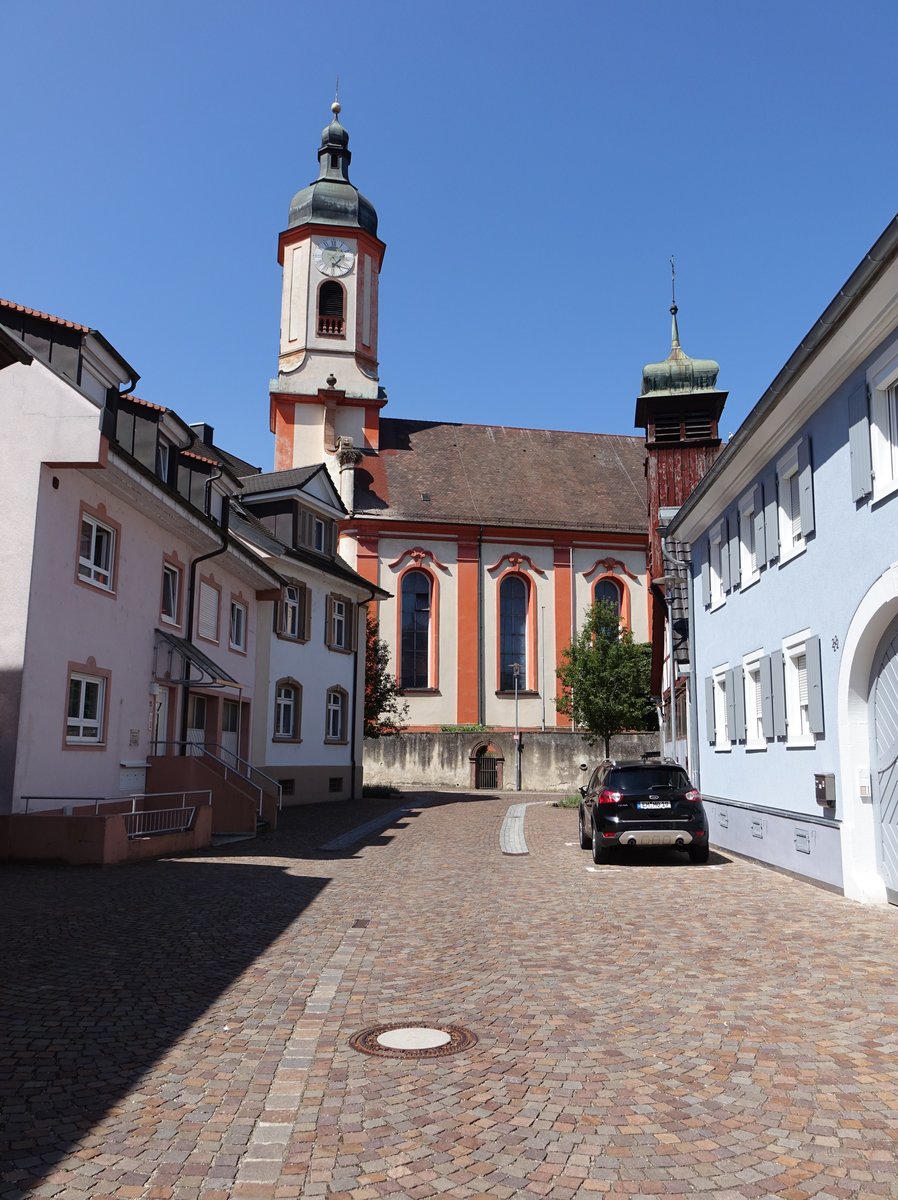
[
  {"xmin": 555, "ymin": 599, "xmax": 656, "ymax": 757},
  {"xmin": 364, "ymin": 615, "xmax": 409, "ymax": 737}
]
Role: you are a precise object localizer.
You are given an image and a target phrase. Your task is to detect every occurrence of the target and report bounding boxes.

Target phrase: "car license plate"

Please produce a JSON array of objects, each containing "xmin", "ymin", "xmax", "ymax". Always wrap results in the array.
[{"xmin": 637, "ymin": 800, "xmax": 671, "ymax": 809}]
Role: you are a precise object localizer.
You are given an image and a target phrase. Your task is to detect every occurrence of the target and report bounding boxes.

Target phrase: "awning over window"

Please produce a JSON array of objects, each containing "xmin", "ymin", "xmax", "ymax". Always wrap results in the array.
[{"xmin": 154, "ymin": 629, "xmax": 238, "ymax": 688}]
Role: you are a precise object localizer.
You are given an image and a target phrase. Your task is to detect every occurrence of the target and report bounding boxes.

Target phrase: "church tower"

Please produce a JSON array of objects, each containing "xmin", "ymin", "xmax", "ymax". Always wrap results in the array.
[
  {"xmin": 270, "ymin": 101, "xmax": 387, "ymax": 487},
  {"xmin": 635, "ymin": 298, "xmax": 727, "ymax": 583},
  {"xmin": 635, "ymin": 290, "xmax": 727, "ymax": 715}
]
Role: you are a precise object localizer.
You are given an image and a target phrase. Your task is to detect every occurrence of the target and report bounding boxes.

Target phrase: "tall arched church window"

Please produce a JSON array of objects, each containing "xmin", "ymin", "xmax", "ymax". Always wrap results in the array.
[
  {"xmin": 318, "ymin": 281, "xmax": 345, "ymax": 337},
  {"xmin": 400, "ymin": 570, "xmax": 431, "ymax": 688},
  {"xmin": 499, "ymin": 575, "xmax": 527, "ymax": 690},
  {"xmin": 594, "ymin": 578, "xmax": 622, "ymax": 639}
]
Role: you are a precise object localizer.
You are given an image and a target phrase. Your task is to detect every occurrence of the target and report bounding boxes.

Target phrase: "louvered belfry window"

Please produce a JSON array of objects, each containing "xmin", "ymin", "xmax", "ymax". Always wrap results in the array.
[{"xmin": 318, "ymin": 282, "xmax": 345, "ymax": 336}]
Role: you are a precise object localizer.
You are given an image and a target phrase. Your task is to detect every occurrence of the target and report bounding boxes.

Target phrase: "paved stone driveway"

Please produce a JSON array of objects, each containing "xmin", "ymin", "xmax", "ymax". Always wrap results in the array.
[{"xmin": 3, "ymin": 792, "xmax": 898, "ymax": 1200}]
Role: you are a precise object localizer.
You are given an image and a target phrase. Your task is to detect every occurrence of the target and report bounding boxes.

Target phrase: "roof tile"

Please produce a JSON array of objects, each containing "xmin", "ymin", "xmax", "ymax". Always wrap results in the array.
[{"xmin": 354, "ymin": 419, "xmax": 647, "ymax": 533}]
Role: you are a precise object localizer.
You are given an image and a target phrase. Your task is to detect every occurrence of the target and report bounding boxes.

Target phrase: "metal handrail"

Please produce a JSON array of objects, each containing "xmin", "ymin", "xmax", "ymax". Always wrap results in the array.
[
  {"xmin": 19, "ymin": 790, "xmax": 211, "ymax": 815},
  {"xmin": 21, "ymin": 795, "xmax": 105, "ymax": 814},
  {"xmin": 124, "ymin": 806, "xmax": 197, "ymax": 839},
  {"xmin": 153, "ymin": 740, "xmax": 281, "ymax": 813},
  {"xmin": 202, "ymin": 743, "xmax": 282, "ymax": 799},
  {"xmin": 151, "ymin": 740, "xmax": 267, "ymax": 817}
]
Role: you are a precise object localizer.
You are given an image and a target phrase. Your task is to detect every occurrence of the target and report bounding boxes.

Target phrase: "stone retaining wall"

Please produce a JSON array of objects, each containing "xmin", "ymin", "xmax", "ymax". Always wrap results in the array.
[{"xmin": 363, "ymin": 730, "xmax": 660, "ymax": 793}]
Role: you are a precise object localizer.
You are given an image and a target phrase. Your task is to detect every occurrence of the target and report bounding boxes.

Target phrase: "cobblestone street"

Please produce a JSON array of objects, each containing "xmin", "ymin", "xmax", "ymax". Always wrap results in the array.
[{"xmin": 3, "ymin": 792, "xmax": 898, "ymax": 1200}]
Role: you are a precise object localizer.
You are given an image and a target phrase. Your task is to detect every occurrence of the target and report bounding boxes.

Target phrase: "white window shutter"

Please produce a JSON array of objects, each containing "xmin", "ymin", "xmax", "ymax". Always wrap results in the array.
[{"xmin": 198, "ymin": 581, "xmax": 219, "ymax": 640}]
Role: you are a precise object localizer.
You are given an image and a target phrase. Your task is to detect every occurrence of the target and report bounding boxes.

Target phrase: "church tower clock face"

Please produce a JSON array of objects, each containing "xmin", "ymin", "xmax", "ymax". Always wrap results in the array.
[{"xmin": 313, "ymin": 237, "xmax": 355, "ymax": 277}]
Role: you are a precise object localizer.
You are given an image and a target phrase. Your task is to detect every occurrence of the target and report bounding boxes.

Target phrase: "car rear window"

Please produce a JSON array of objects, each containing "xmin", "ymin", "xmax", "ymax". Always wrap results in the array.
[{"xmin": 607, "ymin": 767, "xmax": 690, "ymax": 792}]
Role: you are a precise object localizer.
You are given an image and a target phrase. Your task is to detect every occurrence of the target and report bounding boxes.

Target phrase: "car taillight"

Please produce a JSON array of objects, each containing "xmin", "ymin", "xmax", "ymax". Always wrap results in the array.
[
  {"xmin": 597, "ymin": 789, "xmax": 622, "ymax": 804},
  {"xmin": 684, "ymin": 789, "xmax": 701, "ymax": 803}
]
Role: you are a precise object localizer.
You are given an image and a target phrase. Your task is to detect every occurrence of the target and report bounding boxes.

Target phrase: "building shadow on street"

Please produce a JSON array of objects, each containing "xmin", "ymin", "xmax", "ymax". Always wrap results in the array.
[{"xmin": 0, "ymin": 856, "xmax": 329, "ymax": 1198}]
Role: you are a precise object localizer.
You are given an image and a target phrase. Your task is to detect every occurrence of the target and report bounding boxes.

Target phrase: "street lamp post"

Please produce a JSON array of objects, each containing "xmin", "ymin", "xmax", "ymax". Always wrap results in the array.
[{"xmin": 511, "ymin": 662, "xmax": 521, "ymax": 791}]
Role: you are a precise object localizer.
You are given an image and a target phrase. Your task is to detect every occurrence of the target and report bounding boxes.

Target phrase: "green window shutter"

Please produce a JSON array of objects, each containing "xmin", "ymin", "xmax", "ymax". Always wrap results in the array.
[
  {"xmin": 701, "ymin": 541, "xmax": 711, "ymax": 607},
  {"xmin": 848, "ymin": 382, "xmax": 873, "ymax": 502},
  {"xmin": 752, "ymin": 484, "xmax": 766, "ymax": 565},
  {"xmin": 728, "ymin": 515, "xmax": 740, "ymax": 590},
  {"xmin": 806, "ymin": 635, "xmax": 825, "ymax": 734},
  {"xmin": 760, "ymin": 654, "xmax": 774, "ymax": 738},
  {"xmin": 732, "ymin": 665, "xmax": 746, "ymax": 741},
  {"xmin": 763, "ymin": 474, "xmax": 779, "ymax": 563},
  {"xmin": 798, "ymin": 437, "xmax": 815, "ymax": 537},
  {"xmin": 771, "ymin": 650, "xmax": 787, "ymax": 737},
  {"xmin": 725, "ymin": 669, "xmax": 737, "ymax": 743},
  {"xmin": 720, "ymin": 521, "xmax": 731, "ymax": 593},
  {"xmin": 705, "ymin": 676, "xmax": 716, "ymax": 744}
]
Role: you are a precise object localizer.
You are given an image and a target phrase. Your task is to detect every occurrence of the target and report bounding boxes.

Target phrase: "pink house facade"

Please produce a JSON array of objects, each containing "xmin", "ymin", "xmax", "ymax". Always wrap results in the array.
[{"xmin": 0, "ymin": 300, "xmax": 380, "ymax": 862}]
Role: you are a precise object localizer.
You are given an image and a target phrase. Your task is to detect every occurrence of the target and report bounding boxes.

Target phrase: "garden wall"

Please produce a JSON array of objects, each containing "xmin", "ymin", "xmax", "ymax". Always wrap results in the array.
[{"xmin": 363, "ymin": 730, "xmax": 660, "ymax": 793}]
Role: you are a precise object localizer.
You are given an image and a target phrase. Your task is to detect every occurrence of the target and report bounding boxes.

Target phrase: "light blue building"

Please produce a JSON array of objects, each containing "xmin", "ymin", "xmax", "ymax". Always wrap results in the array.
[{"xmin": 668, "ymin": 213, "xmax": 898, "ymax": 905}]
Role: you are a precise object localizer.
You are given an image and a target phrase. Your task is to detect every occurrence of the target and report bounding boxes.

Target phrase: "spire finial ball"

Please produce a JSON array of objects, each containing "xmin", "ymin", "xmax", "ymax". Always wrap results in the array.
[{"xmin": 331, "ymin": 99, "xmax": 341, "ymax": 116}]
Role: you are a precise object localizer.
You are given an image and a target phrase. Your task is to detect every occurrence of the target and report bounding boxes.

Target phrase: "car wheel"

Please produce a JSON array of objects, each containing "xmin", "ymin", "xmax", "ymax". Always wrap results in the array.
[
  {"xmin": 591, "ymin": 831, "xmax": 611, "ymax": 864},
  {"xmin": 688, "ymin": 843, "xmax": 710, "ymax": 864},
  {"xmin": 578, "ymin": 809, "xmax": 592, "ymax": 850}
]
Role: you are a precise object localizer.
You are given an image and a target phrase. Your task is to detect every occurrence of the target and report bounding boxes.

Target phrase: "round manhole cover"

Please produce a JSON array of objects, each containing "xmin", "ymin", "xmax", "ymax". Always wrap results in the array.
[{"xmin": 349, "ymin": 1023, "xmax": 478, "ymax": 1058}]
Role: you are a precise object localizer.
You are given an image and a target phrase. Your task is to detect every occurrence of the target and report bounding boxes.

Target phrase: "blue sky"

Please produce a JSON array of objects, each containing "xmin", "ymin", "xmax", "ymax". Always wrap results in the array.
[{"xmin": 4, "ymin": 1, "xmax": 898, "ymax": 469}]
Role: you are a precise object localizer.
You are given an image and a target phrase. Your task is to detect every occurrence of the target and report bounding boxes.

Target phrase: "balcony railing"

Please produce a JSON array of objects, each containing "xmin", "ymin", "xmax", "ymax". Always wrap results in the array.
[{"xmin": 317, "ymin": 316, "xmax": 345, "ymax": 337}]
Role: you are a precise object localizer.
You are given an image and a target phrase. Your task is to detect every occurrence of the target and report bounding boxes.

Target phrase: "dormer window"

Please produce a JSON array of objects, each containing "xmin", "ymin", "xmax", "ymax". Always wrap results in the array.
[
  {"xmin": 317, "ymin": 281, "xmax": 345, "ymax": 338},
  {"xmin": 156, "ymin": 438, "xmax": 171, "ymax": 483}
]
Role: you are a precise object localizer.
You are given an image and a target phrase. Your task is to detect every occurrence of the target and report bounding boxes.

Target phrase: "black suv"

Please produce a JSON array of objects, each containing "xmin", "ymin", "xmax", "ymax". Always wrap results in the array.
[{"xmin": 578, "ymin": 760, "xmax": 710, "ymax": 864}]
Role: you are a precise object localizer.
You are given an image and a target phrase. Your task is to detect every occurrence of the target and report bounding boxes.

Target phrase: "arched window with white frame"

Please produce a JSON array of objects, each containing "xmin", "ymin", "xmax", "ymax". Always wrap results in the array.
[
  {"xmin": 400, "ymin": 569, "xmax": 432, "ymax": 689},
  {"xmin": 499, "ymin": 574, "xmax": 528, "ymax": 691}
]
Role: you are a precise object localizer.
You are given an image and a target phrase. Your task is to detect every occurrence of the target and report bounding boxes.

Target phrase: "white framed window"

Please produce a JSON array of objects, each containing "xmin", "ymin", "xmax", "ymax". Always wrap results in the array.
[
  {"xmin": 66, "ymin": 672, "xmax": 106, "ymax": 743},
  {"xmin": 79, "ymin": 513, "xmax": 116, "ymax": 590},
  {"xmin": 325, "ymin": 687, "xmax": 347, "ymax": 742},
  {"xmin": 161, "ymin": 563, "xmax": 180, "ymax": 624},
  {"xmin": 229, "ymin": 600, "xmax": 247, "ymax": 651},
  {"xmin": 776, "ymin": 439, "xmax": 814, "ymax": 564},
  {"xmin": 156, "ymin": 438, "xmax": 171, "ymax": 482},
  {"xmin": 708, "ymin": 519, "xmax": 726, "ymax": 609},
  {"xmin": 313, "ymin": 517, "xmax": 327, "ymax": 552},
  {"xmin": 738, "ymin": 490, "xmax": 760, "ymax": 590},
  {"xmin": 712, "ymin": 665, "xmax": 729, "ymax": 752},
  {"xmin": 868, "ymin": 347, "xmax": 898, "ymax": 503},
  {"xmin": 327, "ymin": 595, "xmax": 351, "ymax": 651},
  {"xmin": 783, "ymin": 630, "xmax": 815, "ymax": 748},
  {"xmin": 274, "ymin": 680, "xmax": 301, "ymax": 741},
  {"xmin": 743, "ymin": 650, "xmax": 766, "ymax": 750},
  {"xmin": 197, "ymin": 580, "xmax": 220, "ymax": 642},
  {"xmin": 280, "ymin": 583, "xmax": 308, "ymax": 641}
]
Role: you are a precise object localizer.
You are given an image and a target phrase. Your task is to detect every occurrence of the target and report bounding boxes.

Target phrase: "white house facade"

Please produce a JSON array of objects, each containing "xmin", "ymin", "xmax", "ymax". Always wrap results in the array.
[{"xmin": 668, "ymin": 213, "xmax": 898, "ymax": 905}]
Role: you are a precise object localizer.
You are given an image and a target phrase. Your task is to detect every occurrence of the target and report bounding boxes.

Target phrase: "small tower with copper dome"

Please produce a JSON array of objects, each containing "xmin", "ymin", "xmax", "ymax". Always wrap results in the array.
[
  {"xmin": 635, "ymin": 278, "xmax": 727, "ymax": 584},
  {"xmin": 270, "ymin": 99, "xmax": 387, "ymax": 479}
]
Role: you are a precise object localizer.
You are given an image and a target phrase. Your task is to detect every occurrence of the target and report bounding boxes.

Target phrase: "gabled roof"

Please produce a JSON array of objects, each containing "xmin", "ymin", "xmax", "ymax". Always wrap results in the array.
[
  {"xmin": 239, "ymin": 465, "xmax": 324, "ymax": 494},
  {"xmin": 353, "ymin": 419, "xmax": 647, "ymax": 533},
  {"xmin": 0, "ymin": 297, "xmax": 90, "ymax": 333},
  {"xmin": 230, "ymin": 502, "xmax": 389, "ymax": 598},
  {"xmin": 239, "ymin": 464, "xmax": 347, "ymax": 514}
]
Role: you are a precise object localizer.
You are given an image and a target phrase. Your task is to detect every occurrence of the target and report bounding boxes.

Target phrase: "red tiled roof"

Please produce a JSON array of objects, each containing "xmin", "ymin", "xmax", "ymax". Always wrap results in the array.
[
  {"xmin": 182, "ymin": 449, "xmax": 222, "ymax": 467},
  {"xmin": 122, "ymin": 393, "xmax": 167, "ymax": 414},
  {"xmin": 354, "ymin": 419, "xmax": 647, "ymax": 533},
  {"xmin": 0, "ymin": 297, "xmax": 90, "ymax": 333}
]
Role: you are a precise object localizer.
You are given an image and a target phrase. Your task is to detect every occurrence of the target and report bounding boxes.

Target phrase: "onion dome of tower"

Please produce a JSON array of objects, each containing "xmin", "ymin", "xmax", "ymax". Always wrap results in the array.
[
  {"xmin": 287, "ymin": 100, "xmax": 378, "ymax": 236},
  {"xmin": 639, "ymin": 304, "xmax": 720, "ymax": 397}
]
